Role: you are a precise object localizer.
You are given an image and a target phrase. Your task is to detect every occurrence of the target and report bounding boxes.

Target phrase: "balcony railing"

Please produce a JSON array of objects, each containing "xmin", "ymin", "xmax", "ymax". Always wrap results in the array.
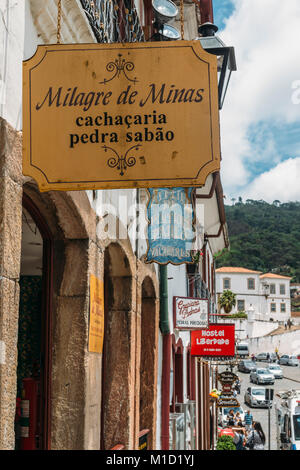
[{"xmin": 80, "ymin": 0, "xmax": 144, "ymax": 43}]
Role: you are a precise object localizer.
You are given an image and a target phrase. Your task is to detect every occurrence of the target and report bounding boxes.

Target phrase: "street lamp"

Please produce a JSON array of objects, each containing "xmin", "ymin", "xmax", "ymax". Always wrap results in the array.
[{"xmin": 196, "ymin": 22, "xmax": 237, "ymax": 109}]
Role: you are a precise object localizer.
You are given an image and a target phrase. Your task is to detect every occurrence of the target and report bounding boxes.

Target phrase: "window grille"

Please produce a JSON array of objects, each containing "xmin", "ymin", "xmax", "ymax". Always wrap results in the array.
[{"xmin": 80, "ymin": 0, "xmax": 145, "ymax": 43}]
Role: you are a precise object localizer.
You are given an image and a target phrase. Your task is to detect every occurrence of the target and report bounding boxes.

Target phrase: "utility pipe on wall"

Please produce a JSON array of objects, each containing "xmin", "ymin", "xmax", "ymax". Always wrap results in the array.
[
  {"xmin": 199, "ymin": 0, "xmax": 214, "ymax": 24},
  {"xmin": 159, "ymin": 264, "xmax": 171, "ymax": 450}
]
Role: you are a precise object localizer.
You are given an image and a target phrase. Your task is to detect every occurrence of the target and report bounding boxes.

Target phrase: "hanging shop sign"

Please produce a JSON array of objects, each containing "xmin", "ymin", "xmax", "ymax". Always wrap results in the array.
[
  {"xmin": 191, "ymin": 324, "xmax": 235, "ymax": 357},
  {"xmin": 23, "ymin": 41, "xmax": 220, "ymax": 192},
  {"xmin": 145, "ymin": 188, "xmax": 195, "ymax": 265},
  {"xmin": 173, "ymin": 296, "xmax": 209, "ymax": 329},
  {"xmin": 218, "ymin": 371, "xmax": 238, "ymax": 384},
  {"xmin": 88, "ymin": 275, "xmax": 104, "ymax": 354},
  {"xmin": 221, "ymin": 383, "xmax": 233, "ymax": 395},
  {"xmin": 217, "ymin": 397, "xmax": 240, "ymax": 408}
]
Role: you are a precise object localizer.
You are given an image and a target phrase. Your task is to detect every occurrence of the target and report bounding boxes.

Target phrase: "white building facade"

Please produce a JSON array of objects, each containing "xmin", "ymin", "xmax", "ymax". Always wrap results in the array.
[{"xmin": 216, "ymin": 267, "xmax": 291, "ymax": 323}]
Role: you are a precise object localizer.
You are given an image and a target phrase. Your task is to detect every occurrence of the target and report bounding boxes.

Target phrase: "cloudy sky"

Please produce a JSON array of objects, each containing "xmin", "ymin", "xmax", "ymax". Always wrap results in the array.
[{"xmin": 212, "ymin": 0, "xmax": 300, "ymax": 203}]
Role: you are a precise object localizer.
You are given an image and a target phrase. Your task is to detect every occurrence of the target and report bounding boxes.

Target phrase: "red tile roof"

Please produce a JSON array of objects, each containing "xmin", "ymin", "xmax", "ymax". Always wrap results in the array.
[{"xmin": 216, "ymin": 267, "xmax": 262, "ymax": 274}]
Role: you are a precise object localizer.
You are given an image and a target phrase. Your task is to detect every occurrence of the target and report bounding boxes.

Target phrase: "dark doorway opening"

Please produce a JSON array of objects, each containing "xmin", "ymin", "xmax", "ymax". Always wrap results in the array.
[{"xmin": 15, "ymin": 195, "xmax": 53, "ymax": 450}]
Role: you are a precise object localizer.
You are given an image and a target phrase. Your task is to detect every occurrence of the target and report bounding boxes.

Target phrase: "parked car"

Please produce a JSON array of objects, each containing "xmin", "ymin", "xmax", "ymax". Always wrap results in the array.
[
  {"xmin": 238, "ymin": 360, "xmax": 257, "ymax": 373},
  {"xmin": 250, "ymin": 368, "xmax": 275, "ymax": 385},
  {"xmin": 244, "ymin": 386, "xmax": 273, "ymax": 408},
  {"xmin": 218, "ymin": 406, "xmax": 245, "ymax": 427},
  {"xmin": 288, "ymin": 356, "xmax": 300, "ymax": 367},
  {"xmin": 279, "ymin": 355, "xmax": 291, "ymax": 365},
  {"xmin": 255, "ymin": 353, "xmax": 269, "ymax": 362},
  {"xmin": 267, "ymin": 364, "xmax": 283, "ymax": 379}
]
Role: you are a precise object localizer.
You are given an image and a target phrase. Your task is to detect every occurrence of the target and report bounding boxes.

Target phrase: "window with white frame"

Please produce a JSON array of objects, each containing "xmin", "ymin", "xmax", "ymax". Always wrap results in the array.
[
  {"xmin": 270, "ymin": 303, "xmax": 276, "ymax": 313},
  {"xmin": 247, "ymin": 278, "xmax": 255, "ymax": 290},
  {"xmin": 280, "ymin": 284, "xmax": 286, "ymax": 295},
  {"xmin": 223, "ymin": 278, "xmax": 231, "ymax": 290},
  {"xmin": 237, "ymin": 300, "xmax": 245, "ymax": 312},
  {"xmin": 270, "ymin": 284, "xmax": 276, "ymax": 294},
  {"xmin": 280, "ymin": 303, "xmax": 286, "ymax": 313}
]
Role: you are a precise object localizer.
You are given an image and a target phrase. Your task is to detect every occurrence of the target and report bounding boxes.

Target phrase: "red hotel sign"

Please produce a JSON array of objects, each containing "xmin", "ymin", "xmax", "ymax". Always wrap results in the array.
[{"xmin": 191, "ymin": 324, "xmax": 235, "ymax": 357}]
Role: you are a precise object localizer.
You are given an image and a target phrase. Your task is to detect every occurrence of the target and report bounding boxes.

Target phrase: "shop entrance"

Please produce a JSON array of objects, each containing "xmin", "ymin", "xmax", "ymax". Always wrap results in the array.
[{"xmin": 15, "ymin": 195, "xmax": 52, "ymax": 450}]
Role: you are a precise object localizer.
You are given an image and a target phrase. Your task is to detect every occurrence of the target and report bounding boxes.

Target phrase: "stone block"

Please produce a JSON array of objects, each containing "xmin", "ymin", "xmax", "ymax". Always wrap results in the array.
[
  {"xmin": 51, "ymin": 296, "xmax": 88, "ymax": 403},
  {"xmin": 0, "ymin": 278, "xmax": 20, "ymax": 450},
  {"xmin": 0, "ymin": 118, "xmax": 23, "ymax": 186},
  {"xmin": 0, "ymin": 175, "xmax": 22, "ymax": 279},
  {"xmin": 51, "ymin": 398, "xmax": 85, "ymax": 450},
  {"xmin": 60, "ymin": 240, "xmax": 89, "ymax": 297}
]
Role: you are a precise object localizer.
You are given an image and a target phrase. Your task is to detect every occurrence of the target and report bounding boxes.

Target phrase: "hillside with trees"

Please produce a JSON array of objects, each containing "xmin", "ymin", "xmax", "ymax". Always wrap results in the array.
[{"xmin": 216, "ymin": 199, "xmax": 300, "ymax": 283}]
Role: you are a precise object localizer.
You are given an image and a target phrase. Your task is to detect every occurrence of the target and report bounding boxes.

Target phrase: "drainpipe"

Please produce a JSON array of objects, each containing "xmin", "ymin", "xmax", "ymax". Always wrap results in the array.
[
  {"xmin": 159, "ymin": 265, "xmax": 169, "ymax": 335},
  {"xmin": 159, "ymin": 264, "xmax": 171, "ymax": 450},
  {"xmin": 199, "ymin": 0, "xmax": 214, "ymax": 24}
]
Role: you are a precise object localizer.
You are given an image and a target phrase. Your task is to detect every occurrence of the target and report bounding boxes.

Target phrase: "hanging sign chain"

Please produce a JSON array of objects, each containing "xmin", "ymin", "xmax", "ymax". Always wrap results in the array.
[
  {"xmin": 57, "ymin": 0, "xmax": 62, "ymax": 44},
  {"xmin": 180, "ymin": 0, "xmax": 184, "ymax": 40}
]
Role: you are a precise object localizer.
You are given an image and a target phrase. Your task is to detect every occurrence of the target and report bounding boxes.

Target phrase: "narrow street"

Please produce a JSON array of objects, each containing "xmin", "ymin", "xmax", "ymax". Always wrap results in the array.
[{"xmin": 235, "ymin": 362, "xmax": 300, "ymax": 450}]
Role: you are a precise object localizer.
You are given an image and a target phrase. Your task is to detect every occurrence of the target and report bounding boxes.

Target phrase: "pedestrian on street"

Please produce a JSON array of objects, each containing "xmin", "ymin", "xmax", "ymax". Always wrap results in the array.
[
  {"xmin": 244, "ymin": 410, "xmax": 253, "ymax": 432},
  {"xmin": 235, "ymin": 378, "xmax": 241, "ymax": 394},
  {"xmin": 233, "ymin": 429, "xmax": 245, "ymax": 451},
  {"xmin": 227, "ymin": 409, "xmax": 235, "ymax": 426},
  {"xmin": 234, "ymin": 411, "xmax": 241, "ymax": 425},
  {"xmin": 246, "ymin": 422, "xmax": 265, "ymax": 450}
]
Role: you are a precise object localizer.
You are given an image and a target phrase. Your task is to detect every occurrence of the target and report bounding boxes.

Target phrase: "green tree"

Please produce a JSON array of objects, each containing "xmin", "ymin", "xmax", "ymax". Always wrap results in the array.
[{"xmin": 218, "ymin": 290, "xmax": 236, "ymax": 314}]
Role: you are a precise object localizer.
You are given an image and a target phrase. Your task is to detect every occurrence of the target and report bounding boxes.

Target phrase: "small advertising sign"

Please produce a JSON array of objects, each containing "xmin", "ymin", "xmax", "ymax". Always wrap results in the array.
[
  {"xmin": 217, "ymin": 397, "xmax": 240, "ymax": 408},
  {"xmin": 218, "ymin": 371, "xmax": 238, "ymax": 384},
  {"xmin": 89, "ymin": 275, "xmax": 105, "ymax": 354},
  {"xmin": 191, "ymin": 324, "xmax": 235, "ymax": 357},
  {"xmin": 173, "ymin": 296, "xmax": 209, "ymax": 329}
]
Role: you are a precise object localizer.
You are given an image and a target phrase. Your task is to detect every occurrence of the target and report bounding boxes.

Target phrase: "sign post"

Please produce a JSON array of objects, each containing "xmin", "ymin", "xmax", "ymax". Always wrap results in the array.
[
  {"xmin": 23, "ymin": 41, "xmax": 220, "ymax": 191},
  {"xmin": 266, "ymin": 388, "xmax": 274, "ymax": 450}
]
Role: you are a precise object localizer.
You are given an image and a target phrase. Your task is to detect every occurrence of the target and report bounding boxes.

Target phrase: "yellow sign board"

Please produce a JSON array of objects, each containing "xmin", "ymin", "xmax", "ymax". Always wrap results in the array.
[
  {"xmin": 89, "ymin": 275, "xmax": 104, "ymax": 354},
  {"xmin": 23, "ymin": 41, "xmax": 220, "ymax": 191}
]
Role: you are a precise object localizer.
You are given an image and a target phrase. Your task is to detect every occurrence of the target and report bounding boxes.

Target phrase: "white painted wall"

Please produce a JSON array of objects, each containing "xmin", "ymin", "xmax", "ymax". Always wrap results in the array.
[
  {"xmin": 249, "ymin": 330, "xmax": 300, "ymax": 356},
  {"xmin": 0, "ymin": 0, "xmax": 26, "ymax": 129},
  {"xmin": 221, "ymin": 318, "xmax": 279, "ymax": 341}
]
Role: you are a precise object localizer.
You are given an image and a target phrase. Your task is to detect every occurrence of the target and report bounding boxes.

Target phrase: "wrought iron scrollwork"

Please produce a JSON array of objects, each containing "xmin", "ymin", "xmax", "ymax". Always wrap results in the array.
[
  {"xmin": 103, "ymin": 144, "xmax": 142, "ymax": 176},
  {"xmin": 99, "ymin": 54, "xmax": 138, "ymax": 84}
]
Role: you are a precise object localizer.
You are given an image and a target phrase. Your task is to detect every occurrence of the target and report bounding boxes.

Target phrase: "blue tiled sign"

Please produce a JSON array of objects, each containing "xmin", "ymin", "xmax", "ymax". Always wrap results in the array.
[{"xmin": 145, "ymin": 188, "xmax": 195, "ymax": 265}]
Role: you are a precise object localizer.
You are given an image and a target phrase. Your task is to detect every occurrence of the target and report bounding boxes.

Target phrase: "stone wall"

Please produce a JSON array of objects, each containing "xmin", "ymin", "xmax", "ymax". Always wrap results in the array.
[
  {"xmin": 0, "ymin": 117, "xmax": 159, "ymax": 450},
  {"xmin": 0, "ymin": 118, "xmax": 23, "ymax": 449}
]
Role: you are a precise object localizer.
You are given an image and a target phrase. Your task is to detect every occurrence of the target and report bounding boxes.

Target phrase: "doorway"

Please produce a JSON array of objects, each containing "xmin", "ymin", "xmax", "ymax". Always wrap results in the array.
[{"xmin": 15, "ymin": 195, "xmax": 52, "ymax": 450}]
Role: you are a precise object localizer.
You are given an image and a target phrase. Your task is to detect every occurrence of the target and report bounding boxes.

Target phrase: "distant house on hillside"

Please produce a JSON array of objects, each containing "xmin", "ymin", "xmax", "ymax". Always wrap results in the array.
[{"xmin": 216, "ymin": 267, "xmax": 291, "ymax": 322}]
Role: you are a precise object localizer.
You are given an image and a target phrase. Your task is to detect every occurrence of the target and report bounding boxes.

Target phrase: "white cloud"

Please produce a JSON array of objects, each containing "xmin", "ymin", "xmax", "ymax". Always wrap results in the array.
[
  {"xmin": 218, "ymin": 0, "xmax": 300, "ymax": 199},
  {"xmin": 240, "ymin": 157, "xmax": 300, "ymax": 202}
]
